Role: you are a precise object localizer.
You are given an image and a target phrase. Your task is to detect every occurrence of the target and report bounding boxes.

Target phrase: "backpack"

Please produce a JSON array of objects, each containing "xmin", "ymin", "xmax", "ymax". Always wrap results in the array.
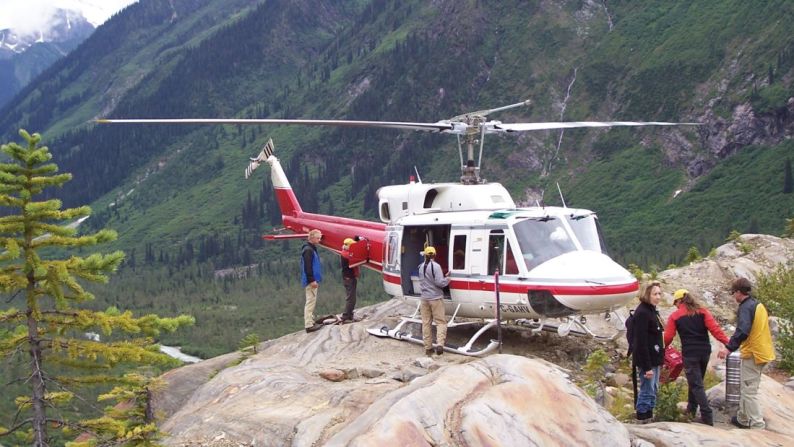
[
  {"xmin": 625, "ymin": 308, "xmax": 638, "ymax": 406},
  {"xmin": 625, "ymin": 309, "xmax": 635, "ymax": 356}
]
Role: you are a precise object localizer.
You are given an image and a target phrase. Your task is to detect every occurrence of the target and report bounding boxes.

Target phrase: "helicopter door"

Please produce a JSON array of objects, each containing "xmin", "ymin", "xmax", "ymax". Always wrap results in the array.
[
  {"xmin": 448, "ymin": 230, "xmax": 471, "ymax": 298},
  {"xmin": 470, "ymin": 229, "xmax": 509, "ymax": 293},
  {"xmin": 382, "ymin": 229, "xmax": 403, "ymax": 298},
  {"xmin": 401, "ymin": 225, "xmax": 451, "ymax": 296}
]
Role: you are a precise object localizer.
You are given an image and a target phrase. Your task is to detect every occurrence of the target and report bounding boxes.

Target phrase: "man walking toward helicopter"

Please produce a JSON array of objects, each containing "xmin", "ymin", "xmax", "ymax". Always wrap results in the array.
[{"xmin": 418, "ymin": 246, "xmax": 450, "ymax": 356}]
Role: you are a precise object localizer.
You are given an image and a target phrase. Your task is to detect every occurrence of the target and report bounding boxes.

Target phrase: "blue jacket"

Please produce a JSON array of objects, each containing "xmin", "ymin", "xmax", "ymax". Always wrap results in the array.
[{"xmin": 300, "ymin": 243, "xmax": 322, "ymax": 287}]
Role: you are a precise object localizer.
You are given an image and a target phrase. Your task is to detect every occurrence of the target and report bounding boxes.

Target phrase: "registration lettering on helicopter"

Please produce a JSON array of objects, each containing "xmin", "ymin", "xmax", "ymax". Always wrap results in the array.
[{"xmin": 499, "ymin": 304, "xmax": 532, "ymax": 313}]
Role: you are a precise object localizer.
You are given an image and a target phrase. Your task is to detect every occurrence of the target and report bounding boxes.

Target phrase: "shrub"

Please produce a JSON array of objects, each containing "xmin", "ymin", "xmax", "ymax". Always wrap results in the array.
[
  {"xmin": 784, "ymin": 217, "xmax": 794, "ymax": 238},
  {"xmin": 655, "ymin": 381, "xmax": 687, "ymax": 422},
  {"xmin": 685, "ymin": 246, "xmax": 702, "ymax": 264},
  {"xmin": 628, "ymin": 263, "xmax": 644, "ymax": 281},
  {"xmin": 239, "ymin": 333, "xmax": 261, "ymax": 356},
  {"xmin": 755, "ymin": 263, "xmax": 794, "ymax": 372},
  {"xmin": 581, "ymin": 349, "xmax": 610, "ymax": 404}
]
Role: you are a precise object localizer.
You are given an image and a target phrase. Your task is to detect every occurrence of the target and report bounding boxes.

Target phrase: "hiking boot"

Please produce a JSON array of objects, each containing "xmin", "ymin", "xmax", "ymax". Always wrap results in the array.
[
  {"xmin": 636, "ymin": 410, "xmax": 653, "ymax": 423},
  {"xmin": 425, "ymin": 349, "xmax": 433, "ymax": 356},
  {"xmin": 686, "ymin": 404, "xmax": 697, "ymax": 418},
  {"xmin": 698, "ymin": 415, "xmax": 714, "ymax": 426},
  {"xmin": 435, "ymin": 345, "xmax": 444, "ymax": 355},
  {"xmin": 305, "ymin": 324, "xmax": 323, "ymax": 333},
  {"xmin": 730, "ymin": 416, "xmax": 750, "ymax": 429}
]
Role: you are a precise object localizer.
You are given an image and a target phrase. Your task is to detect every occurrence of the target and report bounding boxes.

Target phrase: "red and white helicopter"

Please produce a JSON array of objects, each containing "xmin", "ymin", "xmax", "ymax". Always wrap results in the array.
[{"xmin": 99, "ymin": 101, "xmax": 696, "ymax": 355}]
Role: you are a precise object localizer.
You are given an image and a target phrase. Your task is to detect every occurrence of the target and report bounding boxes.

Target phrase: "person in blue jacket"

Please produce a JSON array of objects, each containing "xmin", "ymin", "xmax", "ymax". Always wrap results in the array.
[{"xmin": 301, "ymin": 229, "xmax": 323, "ymax": 333}]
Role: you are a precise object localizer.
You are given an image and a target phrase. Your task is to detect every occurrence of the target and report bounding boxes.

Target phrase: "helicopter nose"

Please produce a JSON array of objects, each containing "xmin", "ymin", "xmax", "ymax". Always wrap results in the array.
[
  {"xmin": 525, "ymin": 251, "xmax": 637, "ymax": 312},
  {"xmin": 527, "ymin": 250, "xmax": 633, "ymax": 283}
]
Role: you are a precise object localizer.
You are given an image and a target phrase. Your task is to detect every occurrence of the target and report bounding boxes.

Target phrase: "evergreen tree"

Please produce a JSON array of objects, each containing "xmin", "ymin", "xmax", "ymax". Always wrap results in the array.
[
  {"xmin": 0, "ymin": 130, "xmax": 194, "ymax": 446},
  {"xmin": 784, "ymin": 158, "xmax": 792, "ymax": 194}
]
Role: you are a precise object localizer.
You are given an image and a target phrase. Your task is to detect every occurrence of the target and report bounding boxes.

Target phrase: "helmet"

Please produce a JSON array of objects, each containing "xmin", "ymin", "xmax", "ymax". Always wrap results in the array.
[
  {"xmin": 343, "ymin": 238, "xmax": 355, "ymax": 246},
  {"xmin": 424, "ymin": 246, "xmax": 436, "ymax": 256},
  {"xmin": 672, "ymin": 289, "xmax": 688, "ymax": 301}
]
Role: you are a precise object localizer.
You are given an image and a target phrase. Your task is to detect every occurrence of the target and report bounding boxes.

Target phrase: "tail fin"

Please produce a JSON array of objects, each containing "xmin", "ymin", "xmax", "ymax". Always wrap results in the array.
[
  {"xmin": 245, "ymin": 139, "xmax": 275, "ymax": 179},
  {"xmin": 249, "ymin": 139, "xmax": 301, "ymax": 217}
]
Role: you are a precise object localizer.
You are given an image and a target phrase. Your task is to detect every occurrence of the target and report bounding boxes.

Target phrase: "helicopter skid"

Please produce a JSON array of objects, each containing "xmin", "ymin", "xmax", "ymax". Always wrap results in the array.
[
  {"xmin": 514, "ymin": 317, "xmax": 614, "ymax": 340},
  {"xmin": 367, "ymin": 317, "xmax": 500, "ymax": 357}
]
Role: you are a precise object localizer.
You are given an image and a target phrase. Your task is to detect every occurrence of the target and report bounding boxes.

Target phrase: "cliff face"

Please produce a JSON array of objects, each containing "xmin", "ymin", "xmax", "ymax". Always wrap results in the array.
[{"xmin": 153, "ymin": 235, "xmax": 794, "ymax": 447}]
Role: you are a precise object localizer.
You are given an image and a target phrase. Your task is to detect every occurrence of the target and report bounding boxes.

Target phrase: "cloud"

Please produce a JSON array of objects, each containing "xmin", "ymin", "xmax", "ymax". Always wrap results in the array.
[{"xmin": 0, "ymin": 0, "xmax": 138, "ymax": 37}]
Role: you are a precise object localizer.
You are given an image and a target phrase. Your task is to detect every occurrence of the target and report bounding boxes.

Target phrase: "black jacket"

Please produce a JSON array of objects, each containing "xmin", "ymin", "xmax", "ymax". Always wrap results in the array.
[{"xmin": 632, "ymin": 301, "xmax": 664, "ymax": 372}]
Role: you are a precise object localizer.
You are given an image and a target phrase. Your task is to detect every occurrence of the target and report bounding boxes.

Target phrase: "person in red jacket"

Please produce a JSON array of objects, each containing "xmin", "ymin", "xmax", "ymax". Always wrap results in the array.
[
  {"xmin": 664, "ymin": 289, "xmax": 729, "ymax": 426},
  {"xmin": 339, "ymin": 238, "xmax": 361, "ymax": 322}
]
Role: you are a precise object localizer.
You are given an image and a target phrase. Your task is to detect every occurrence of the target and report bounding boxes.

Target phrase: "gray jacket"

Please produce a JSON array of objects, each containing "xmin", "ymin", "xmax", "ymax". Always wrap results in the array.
[{"xmin": 417, "ymin": 260, "xmax": 449, "ymax": 300}]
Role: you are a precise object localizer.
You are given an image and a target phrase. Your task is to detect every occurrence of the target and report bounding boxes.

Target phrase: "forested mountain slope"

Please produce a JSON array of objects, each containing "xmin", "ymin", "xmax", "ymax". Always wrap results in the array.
[{"xmin": 0, "ymin": 0, "xmax": 792, "ymax": 356}]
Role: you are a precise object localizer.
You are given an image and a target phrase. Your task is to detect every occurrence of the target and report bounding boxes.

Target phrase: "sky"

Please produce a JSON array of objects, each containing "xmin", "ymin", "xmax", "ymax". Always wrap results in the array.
[{"xmin": 0, "ymin": 0, "xmax": 138, "ymax": 37}]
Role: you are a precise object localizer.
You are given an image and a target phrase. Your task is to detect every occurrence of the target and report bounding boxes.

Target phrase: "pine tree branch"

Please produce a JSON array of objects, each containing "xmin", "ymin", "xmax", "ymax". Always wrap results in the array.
[{"xmin": 0, "ymin": 417, "xmax": 32, "ymax": 437}]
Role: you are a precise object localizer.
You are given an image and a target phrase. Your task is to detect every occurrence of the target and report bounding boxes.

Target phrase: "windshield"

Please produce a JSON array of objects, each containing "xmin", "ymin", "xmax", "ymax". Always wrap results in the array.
[
  {"xmin": 565, "ymin": 214, "xmax": 609, "ymax": 255},
  {"xmin": 513, "ymin": 217, "xmax": 578, "ymax": 271}
]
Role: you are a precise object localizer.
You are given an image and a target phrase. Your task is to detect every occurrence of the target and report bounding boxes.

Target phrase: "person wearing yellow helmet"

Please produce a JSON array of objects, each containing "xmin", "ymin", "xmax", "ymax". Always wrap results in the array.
[
  {"xmin": 663, "ymin": 289, "xmax": 729, "ymax": 426},
  {"xmin": 417, "ymin": 245, "xmax": 449, "ymax": 356},
  {"xmin": 340, "ymin": 237, "xmax": 360, "ymax": 323}
]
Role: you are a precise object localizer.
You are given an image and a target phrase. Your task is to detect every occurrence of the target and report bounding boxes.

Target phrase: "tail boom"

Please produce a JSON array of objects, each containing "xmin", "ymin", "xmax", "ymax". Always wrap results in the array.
[{"xmin": 264, "ymin": 152, "xmax": 385, "ymax": 269}]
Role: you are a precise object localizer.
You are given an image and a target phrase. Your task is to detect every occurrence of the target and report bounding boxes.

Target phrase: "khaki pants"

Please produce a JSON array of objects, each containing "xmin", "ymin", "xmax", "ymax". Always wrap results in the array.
[
  {"xmin": 738, "ymin": 357, "xmax": 766, "ymax": 428},
  {"xmin": 304, "ymin": 285, "xmax": 317, "ymax": 328},
  {"xmin": 420, "ymin": 299, "xmax": 447, "ymax": 350}
]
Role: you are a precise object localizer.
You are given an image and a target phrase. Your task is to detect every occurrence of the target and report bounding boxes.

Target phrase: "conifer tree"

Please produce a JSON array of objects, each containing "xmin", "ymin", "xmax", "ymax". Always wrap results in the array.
[{"xmin": 0, "ymin": 130, "xmax": 194, "ymax": 446}]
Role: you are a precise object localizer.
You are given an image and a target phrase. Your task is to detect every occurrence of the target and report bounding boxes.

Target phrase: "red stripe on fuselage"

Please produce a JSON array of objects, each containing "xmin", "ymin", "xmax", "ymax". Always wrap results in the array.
[{"xmin": 382, "ymin": 272, "xmax": 638, "ymax": 296}]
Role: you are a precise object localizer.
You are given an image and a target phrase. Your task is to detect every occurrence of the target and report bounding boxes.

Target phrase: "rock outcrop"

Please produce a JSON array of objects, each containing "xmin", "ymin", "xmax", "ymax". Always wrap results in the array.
[{"xmin": 154, "ymin": 235, "xmax": 794, "ymax": 446}]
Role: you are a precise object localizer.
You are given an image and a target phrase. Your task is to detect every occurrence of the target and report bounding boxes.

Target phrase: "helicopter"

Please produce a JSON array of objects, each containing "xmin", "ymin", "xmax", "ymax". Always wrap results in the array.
[{"xmin": 98, "ymin": 100, "xmax": 697, "ymax": 355}]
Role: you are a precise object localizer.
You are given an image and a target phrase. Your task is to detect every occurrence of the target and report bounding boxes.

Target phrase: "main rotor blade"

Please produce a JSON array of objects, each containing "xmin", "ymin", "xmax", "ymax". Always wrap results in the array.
[
  {"xmin": 96, "ymin": 118, "xmax": 455, "ymax": 133},
  {"xmin": 493, "ymin": 121, "xmax": 700, "ymax": 132}
]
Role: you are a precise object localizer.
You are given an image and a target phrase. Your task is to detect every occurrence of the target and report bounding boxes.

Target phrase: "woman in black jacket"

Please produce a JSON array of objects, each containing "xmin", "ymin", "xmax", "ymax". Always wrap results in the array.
[{"xmin": 632, "ymin": 280, "xmax": 665, "ymax": 422}]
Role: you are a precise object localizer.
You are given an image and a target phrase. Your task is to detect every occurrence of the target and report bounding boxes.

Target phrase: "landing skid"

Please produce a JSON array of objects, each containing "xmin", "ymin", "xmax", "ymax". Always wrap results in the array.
[
  {"xmin": 366, "ymin": 302, "xmax": 500, "ymax": 357},
  {"xmin": 515, "ymin": 315, "xmax": 616, "ymax": 340},
  {"xmin": 368, "ymin": 304, "xmax": 620, "ymax": 355}
]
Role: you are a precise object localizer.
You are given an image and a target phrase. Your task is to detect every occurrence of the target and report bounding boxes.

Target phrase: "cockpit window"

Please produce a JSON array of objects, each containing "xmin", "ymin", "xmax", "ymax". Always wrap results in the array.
[
  {"xmin": 513, "ymin": 217, "xmax": 577, "ymax": 271},
  {"xmin": 565, "ymin": 214, "xmax": 609, "ymax": 255}
]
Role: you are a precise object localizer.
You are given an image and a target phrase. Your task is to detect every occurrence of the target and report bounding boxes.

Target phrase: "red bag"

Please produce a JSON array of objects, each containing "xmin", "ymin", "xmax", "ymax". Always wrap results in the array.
[{"xmin": 660, "ymin": 346, "xmax": 683, "ymax": 384}]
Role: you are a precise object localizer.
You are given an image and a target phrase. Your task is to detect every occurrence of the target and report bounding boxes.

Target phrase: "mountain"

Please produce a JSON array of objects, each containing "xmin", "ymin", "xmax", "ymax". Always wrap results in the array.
[
  {"xmin": 0, "ymin": 9, "xmax": 95, "ymax": 108},
  {"xmin": 0, "ymin": 0, "xmax": 792, "ymax": 357}
]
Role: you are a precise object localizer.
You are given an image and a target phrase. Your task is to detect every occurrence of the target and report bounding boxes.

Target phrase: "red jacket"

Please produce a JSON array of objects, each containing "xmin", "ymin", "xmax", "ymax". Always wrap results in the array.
[
  {"xmin": 340, "ymin": 248, "xmax": 360, "ymax": 279},
  {"xmin": 664, "ymin": 304, "xmax": 729, "ymax": 356}
]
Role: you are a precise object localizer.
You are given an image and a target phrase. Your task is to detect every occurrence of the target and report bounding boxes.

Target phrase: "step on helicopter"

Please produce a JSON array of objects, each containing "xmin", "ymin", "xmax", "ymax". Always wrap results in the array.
[{"xmin": 99, "ymin": 100, "xmax": 698, "ymax": 356}]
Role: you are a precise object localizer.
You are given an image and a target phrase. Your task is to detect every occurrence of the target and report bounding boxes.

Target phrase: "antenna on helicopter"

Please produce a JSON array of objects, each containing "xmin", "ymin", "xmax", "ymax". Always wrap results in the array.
[
  {"xmin": 556, "ymin": 182, "xmax": 567, "ymax": 208},
  {"xmin": 413, "ymin": 166, "xmax": 423, "ymax": 183}
]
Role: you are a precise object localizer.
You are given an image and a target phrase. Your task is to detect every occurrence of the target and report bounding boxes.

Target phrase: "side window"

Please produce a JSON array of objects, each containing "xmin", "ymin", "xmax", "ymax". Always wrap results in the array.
[
  {"xmin": 487, "ymin": 232, "xmax": 505, "ymax": 275},
  {"xmin": 452, "ymin": 235, "xmax": 466, "ymax": 270},
  {"xmin": 386, "ymin": 233, "xmax": 399, "ymax": 268},
  {"xmin": 505, "ymin": 240, "xmax": 519, "ymax": 275}
]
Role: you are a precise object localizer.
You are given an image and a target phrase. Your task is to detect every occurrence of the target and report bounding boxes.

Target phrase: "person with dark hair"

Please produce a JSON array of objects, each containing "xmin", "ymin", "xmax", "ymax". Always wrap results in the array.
[
  {"xmin": 718, "ymin": 277, "xmax": 776, "ymax": 429},
  {"xmin": 632, "ymin": 281, "xmax": 665, "ymax": 422},
  {"xmin": 664, "ymin": 289, "xmax": 729, "ymax": 425},
  {"xmin": 417, "ymin": 246, "xmax": 450, "ymax": 356}
]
